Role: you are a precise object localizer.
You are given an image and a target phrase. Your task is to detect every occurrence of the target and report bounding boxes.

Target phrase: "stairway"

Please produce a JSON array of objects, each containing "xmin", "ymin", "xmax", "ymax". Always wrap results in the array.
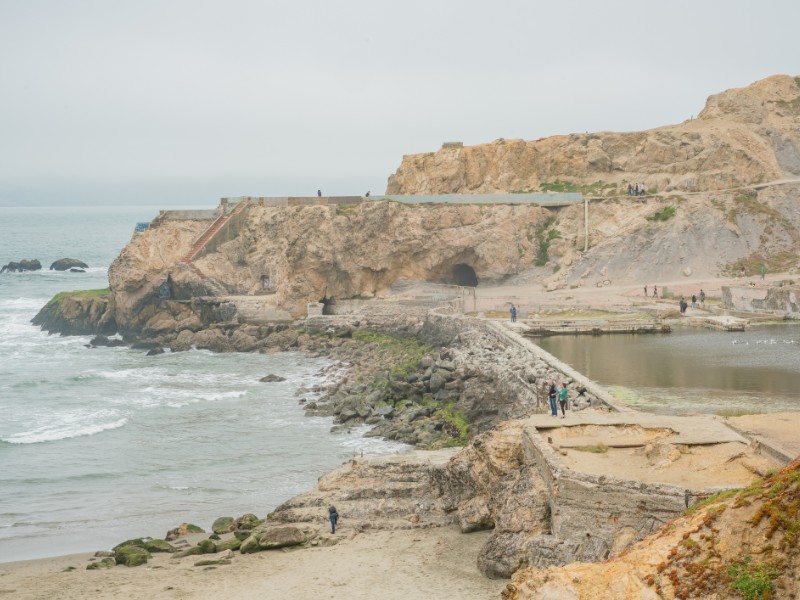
[{"xmin": 181, "ymin": 200, "xmax": 247, "ymax": 264}]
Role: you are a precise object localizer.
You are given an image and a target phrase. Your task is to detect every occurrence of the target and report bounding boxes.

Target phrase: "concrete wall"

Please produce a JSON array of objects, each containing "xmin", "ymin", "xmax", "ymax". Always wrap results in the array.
[
  {"xmin": 722, "ymin": 285, "xmax": 800, "ymax": 315},
  {"xmin": 157, "ymin": 209, "xmax": 220, "ymax": 221}
]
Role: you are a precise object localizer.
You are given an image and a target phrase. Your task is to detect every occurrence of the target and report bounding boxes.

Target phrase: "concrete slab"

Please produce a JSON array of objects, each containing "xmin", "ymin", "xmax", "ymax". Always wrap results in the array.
[{"xmin": 523, "ymin": 410, "xmax": 749, "ymax": 446}]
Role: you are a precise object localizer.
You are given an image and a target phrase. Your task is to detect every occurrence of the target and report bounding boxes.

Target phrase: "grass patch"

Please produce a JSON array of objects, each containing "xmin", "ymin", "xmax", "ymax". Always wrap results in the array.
[
  {"xmin": 46, "ymin": 288, "xmax": 110, "ymax": 305},
  {"xmin": 351, "ymin": 331, "xmax": 432, "ymax": 381},
  {"xmin": 572, "ymin": 443, "xmax": 608, "ymax": 453},
  {"xmin": 646, "ymin": 205, "xmax": 676, "ymax": 222},
  {"xmin": 435, "ymin": 402, "xmax": 470, "ymax": 446},
  {"xmin": 727, "ymin": 556, "xmax": 779, "ymax": 600},
  {"xmin": 534, "ymin": 215, "xmax": 559, "ymax": 266},
  {"xmin": 723, "ymin": 251, "xmax": 799, "ymax": 278}
]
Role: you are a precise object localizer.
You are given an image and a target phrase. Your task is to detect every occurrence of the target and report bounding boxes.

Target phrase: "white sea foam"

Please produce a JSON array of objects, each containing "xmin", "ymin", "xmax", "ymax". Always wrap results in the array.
[{"xmin": 2, "ymin": 417, "xmax": 128, "ymax": 445}]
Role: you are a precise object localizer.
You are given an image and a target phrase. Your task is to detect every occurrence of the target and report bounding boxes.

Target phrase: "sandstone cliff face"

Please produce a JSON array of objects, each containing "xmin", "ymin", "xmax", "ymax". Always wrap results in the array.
[
  {"xmin": 387, "ymin": 75, "xmax": 800, "ymax": 195},
  {"xmin": 107, "ymin": 202, "xmax": 555, "ymax": 328}
]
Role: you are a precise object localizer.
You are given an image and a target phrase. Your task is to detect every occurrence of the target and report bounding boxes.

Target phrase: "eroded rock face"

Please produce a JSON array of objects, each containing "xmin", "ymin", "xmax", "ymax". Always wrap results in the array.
[
  {"xmin": 387, "ymin": 75, "xmax": 800, "ymax": 196},
  {"xmin": 31, "ymin": 292, "xmax": 116, "ymax": 336}
]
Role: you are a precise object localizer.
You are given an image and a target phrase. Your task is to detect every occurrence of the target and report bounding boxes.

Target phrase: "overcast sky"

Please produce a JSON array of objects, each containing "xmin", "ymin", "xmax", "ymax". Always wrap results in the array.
[{"xmin": 1, "ymin": 0, "xmax": 798, "ymax": 207}]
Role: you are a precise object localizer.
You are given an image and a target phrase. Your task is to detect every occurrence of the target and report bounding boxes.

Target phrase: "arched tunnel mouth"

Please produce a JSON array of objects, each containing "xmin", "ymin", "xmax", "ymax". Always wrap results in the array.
[
  {"xmin": 319, "ymin": 296, "xmax": 336, "ymax": 315},
  {"xmin": 451, "ymin": 263, "xmax": 478, "ymax": 287}
]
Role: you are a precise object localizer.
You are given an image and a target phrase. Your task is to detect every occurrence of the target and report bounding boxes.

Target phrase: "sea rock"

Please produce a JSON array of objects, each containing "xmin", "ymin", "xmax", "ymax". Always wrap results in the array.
[
  {"xmin": 257, "ymin": 526, "xmax": 307, "ymax": 549},
  {"xmin": 165, "ymin": 522, "xmax": 205, "ymax": 541},
  {"xmin": 146, "ymin": 347, "xmax": 165, "ymax": 356},
  {"xmin": 90, "ymin": 335, "xmax": 127, "ymax": 348},
  {"xmin": 259, "ymin": 374, "xmax": 287, "ymax": 383},
  {"xmin": 114, "ymin": 545, "xmax": 151, "ymax": 567},
  {"xmin": 32, "ymin": 290, "xmax": 116, "ymax": 336},
  {"xmin": 1, "ymin": 259, "xmax": 42, "ymax": 273},
  {"xmin": 212, "ymin": 517, "xmax": 236, "ymax": 534},
  {"xmin": 50, "ymin": 258, "xmax": 89, "ymax": 271},
  {"xmin": 69, "ymin": 268, "xmax": 86, "ymax": 273},
  {"xmin": 86, "ymin": 557, "xmax": 116, "ymax": 570}
]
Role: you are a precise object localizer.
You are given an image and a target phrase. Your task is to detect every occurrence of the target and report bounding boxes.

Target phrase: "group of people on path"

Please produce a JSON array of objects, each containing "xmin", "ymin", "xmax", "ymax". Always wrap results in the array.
[
  {"xmin": 644, "ymin": 284, "xmax": 658, "ymax": 298},
  {"xmin": 548, "ymin": 380, "xmax": 569, "ymax": 418},
  {"xmin": 628, "ymin": 183, "xmax": 647, "ymax": 196},
  {"xmin": 679, "ymin": 289, "xmax": 706, "ymax": 313}
]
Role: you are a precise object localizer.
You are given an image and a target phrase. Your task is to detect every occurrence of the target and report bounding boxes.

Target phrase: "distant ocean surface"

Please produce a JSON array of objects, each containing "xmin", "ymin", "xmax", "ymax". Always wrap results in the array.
[{"xmin": 0, "ymin": 206, "xmax": 406, "ymax": 562}]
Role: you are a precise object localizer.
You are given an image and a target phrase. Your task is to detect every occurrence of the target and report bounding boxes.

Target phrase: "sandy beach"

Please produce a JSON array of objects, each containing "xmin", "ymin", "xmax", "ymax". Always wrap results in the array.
[{"xmin": 0, "ymin": 526, "xmax": 504, "ymax": 600}]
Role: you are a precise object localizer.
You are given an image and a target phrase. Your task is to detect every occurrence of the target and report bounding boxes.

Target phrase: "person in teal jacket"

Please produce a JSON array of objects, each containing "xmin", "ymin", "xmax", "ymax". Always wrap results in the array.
[{"xmin": 558, "ymin": 383, "xmax": 569, "ymax": 418}]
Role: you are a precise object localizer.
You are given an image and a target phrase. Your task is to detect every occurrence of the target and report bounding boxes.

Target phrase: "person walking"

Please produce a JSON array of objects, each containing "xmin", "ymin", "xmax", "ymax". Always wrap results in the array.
[
  {"xmin": 644, "ymin": 285, "xmax": 648, "ymax": 297},
  {"xmin": 558, "ymin": 383, "xmax": 569, "ymax": 418},
  {"xmin": 691, "ymin": 294, "xmax": 697, "ymax": 309},
  {"xmin": 761, "ymin": 265, "xmax": 766, "ymax": 280},
  {"xmin": 548, "ymin": 381, "xmax": 558, "ymax": 416},
  {"xmin": 653, "ymin": 285, "xmax": 658, "ymax": 298},
  {"xmin": 700, "ymin": 289, "xmax": 706, "ymax": 307},
  {"xmin": 328, "ymin": 505, "xmax": 339, "ymax": 534},
  {"xmin": 510, "ymin": 305, "xmax": 517, "ymax": 323}
]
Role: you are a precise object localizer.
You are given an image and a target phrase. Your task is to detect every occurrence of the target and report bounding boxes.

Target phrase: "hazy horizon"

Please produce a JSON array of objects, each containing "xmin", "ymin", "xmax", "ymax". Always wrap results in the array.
[{"xmin": 2, "ymin": 0, "xmax": 799, "ymax": 207}]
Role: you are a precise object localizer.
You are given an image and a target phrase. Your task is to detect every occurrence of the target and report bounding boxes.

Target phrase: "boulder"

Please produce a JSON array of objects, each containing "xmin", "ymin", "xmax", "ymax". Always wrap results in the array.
[
  {"xmin": 146, "ymin": 347, "xmax": 165, "ymax": 356},
  {"xmin": 114, "ymin": 545, "xmax": 151, "ymax": 567},
  {"xmin": 90, "ymin": 335, "xmax": 127, "ymax": 348},
  {"xmin": 259, "ymin": 374, "xmax": 287, "ymax": 383},
  {"xmin": 1, "ymin": 259, "xmax": 42, "ymax": 273},
  {"xmin": 257, "ymin": 526, "xmax": 306, "ymax": 549},
  {"xmin": 165, "ymin": 522, "xmax": 205, "ymax": 541},
  {"xmin": 212, "ymin": 516, "xmax": 236, "ymax": 534},
  {"xmin": 214, "ymin": 537, "xmax": 242, "ymax": 552},
  {"xmin": 50, "ymin": 258, "xmax": 89, "ymax": 271},
  {"xmin": 86, "ymin": 557, "xmax": 116, "ymax": 570},
  {"xmin": 239, "ymin": 534, "xmax": 261, "ymax": 554}
]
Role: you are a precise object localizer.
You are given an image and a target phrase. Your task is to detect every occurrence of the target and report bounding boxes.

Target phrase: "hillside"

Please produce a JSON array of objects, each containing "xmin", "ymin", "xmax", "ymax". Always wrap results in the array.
[{"xmin": 387, "ymin": 75, "xmax": 800, "ymax": 196}]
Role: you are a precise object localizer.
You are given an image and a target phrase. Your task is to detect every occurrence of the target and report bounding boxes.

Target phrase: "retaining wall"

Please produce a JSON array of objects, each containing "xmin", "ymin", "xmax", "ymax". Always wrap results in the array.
[{"xmin": 722, "ymin": 284, "xmax": 800, "ymax": 315}]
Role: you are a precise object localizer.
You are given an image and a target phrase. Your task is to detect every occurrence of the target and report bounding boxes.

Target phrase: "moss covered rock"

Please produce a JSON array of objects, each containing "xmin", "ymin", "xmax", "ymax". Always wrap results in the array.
[
  {"xmin": 86, "ymin": 557, "xmax": 116, "ymax": 570},
  {"xmin": 212, "ymin": 517, "xmax": 236, "ymax": 534},
  {"xmin": 114, "ymin": 545, "xmax": 151, "ymax": 567}
]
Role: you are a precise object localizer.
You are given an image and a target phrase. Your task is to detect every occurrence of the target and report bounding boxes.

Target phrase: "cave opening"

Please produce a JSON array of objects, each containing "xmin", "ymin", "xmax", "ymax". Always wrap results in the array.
[
  {"xmin": 319, "ymin": 296, "xmax": 336, "ymax": 315},
  {"xmin": 451, "ymin": 263, "xmax": 478, "ymax": 287}
]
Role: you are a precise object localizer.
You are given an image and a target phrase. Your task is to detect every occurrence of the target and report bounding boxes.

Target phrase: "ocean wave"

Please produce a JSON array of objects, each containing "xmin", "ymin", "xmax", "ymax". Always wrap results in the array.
[{"xmin": 1, "ymin": 417, "xmax": 128, "ymax": 445}]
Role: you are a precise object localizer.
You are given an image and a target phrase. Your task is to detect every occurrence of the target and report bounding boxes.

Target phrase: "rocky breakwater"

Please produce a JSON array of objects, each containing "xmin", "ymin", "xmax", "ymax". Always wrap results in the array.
[{"xmin": 302, "ymin": 313, "xmax": 605, "ymax": 449}]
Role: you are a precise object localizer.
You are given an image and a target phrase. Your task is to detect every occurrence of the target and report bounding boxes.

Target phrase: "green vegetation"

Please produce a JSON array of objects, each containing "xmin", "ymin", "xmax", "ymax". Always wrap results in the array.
[
  {"xmin": 534, "ymin": 215, "xmax": 560, "ymax": 266},
  {"xmin": 572, "ymin": 443, "xmax": 608, "ymax": 453},
  {"xmin": 727, "ymin": 557, "xmax": 779, "ymax": 600},
  {"xmin": 352, "ymin": 331, "xmax": 432, "ymax": 382},
  {"xmin": 539, "ymin": 179, "xmax": 614, "ymax": 196},
  {"xmin": 646, "ymin": 205, "xmax": 676, "ymax": 222},
  {"xmin": 46, "ymin": 288, "xmax": 110, "ymax": 306},
  {"xmin": 723, "ymin": 251, "xmax": 799, "ymax": 277},
  {"xmin": 435, "ymin": 401, "xmax": 470, "ymax": 446}
]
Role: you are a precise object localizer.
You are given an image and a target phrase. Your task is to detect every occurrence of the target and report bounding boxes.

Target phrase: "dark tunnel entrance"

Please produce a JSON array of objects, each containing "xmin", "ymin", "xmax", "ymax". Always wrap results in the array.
[
  {"xmin": 451, "ymin": 263, "xmax": 478, "ymax": 287},
  {"xmin": 319, "ymin": 296, "xmax": 336, "ymax": 315}
]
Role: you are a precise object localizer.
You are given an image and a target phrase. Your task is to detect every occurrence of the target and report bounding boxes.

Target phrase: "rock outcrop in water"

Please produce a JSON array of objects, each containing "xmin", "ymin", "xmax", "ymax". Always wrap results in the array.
[
  {"xmin": 31, "ymin": 290, "xmax": 116, "ymax": 336},
  {"xmin": 1, "ymin": 259, "xmax": 42, "ymax": 272},
  {"xmin": 50, "ymin": 258, "xmax": 89, "ymax": 271}
]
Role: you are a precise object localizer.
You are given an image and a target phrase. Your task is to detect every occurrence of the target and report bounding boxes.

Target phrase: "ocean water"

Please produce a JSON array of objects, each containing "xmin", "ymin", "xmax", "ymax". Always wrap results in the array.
[{"xmin": 0, "ymin": 206, "xmax": 406, "ymax": 562}]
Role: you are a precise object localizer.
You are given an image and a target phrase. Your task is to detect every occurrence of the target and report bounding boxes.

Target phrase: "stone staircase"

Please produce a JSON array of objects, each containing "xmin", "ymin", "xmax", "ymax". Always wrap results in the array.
[
  {"xmin": 179, "ymin": 200, "xmax": 249, "ymax": 296},
  {"xmin": 181, "ymin": 200, "xmax": 248, "ymax": 264}
]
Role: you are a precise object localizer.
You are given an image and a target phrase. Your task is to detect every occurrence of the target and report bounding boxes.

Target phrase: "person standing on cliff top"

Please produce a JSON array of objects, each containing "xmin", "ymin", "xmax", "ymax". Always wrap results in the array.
[
  {"xmin": 328, "ymin": 505, "xmax": 339, "ymax": 534},
  {"xmin": 558, "ymin": 383, "xmax": 568, "ymax": 418},
  {"xmin": 548, "ymin": 381, "xmax": 558, "ymax": 416}
]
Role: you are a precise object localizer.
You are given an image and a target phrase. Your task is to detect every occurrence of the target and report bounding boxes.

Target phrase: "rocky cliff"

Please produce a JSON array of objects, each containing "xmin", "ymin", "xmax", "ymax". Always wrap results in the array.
[{"xmin": 387, "ymin": 75, "xmax": 800, "ymax": 196}]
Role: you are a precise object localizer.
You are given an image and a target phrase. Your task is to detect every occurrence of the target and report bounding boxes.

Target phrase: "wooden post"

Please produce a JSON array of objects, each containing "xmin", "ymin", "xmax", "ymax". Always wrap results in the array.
[{"xmin": 584, "ymin": 196, "xmax": 589, "ymax": 252}]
